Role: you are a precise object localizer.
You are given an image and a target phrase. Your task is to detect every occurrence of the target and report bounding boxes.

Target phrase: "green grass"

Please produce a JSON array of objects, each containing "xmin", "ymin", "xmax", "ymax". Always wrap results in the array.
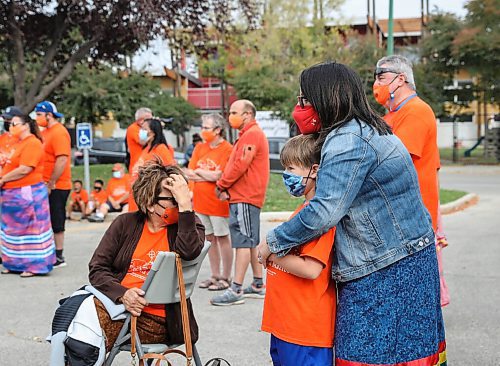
[
  {"xmin": 439, "ymin": 147, "xmax": 499, "ymax": 165},
  {"xmin": 70, "ymin": 166, "xmax": 467, "ymax": 210},
  {"xmin": 440, "ymin": 189, "xmax": 467, "ymax": 205}
]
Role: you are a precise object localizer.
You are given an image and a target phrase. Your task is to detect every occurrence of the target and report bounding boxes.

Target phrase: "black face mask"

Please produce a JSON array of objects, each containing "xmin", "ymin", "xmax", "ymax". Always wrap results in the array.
[
  {"xmin": 94, "ymin": 187, "xmax": 102, "ymax": 192},
  {"xmin": 3, "ymin": 121, "xmax": 10, "ymax": 132}
]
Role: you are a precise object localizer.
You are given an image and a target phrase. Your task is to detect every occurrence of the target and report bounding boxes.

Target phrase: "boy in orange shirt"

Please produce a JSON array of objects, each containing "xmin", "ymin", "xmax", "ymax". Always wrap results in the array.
[
  {"xmin": 67, "ymin": 179, "xmax": 89, "ymax": 220},
  {"xmin": 261, "ymin": 134, "xmax": 336, "ymax": 366}
]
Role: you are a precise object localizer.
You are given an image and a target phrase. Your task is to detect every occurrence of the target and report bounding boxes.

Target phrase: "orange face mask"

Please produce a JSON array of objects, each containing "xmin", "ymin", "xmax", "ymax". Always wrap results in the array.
[
  {"xmin": 372, "ymin": 75, "xmax": 399, "ymax": 107},
  {"xmin": 10, "ymin": 123, "xmax": 24, "ymax": 137},
  {"xmin": 228, "ymin": 113, "xmax": 245, "ymax": 129},
  {"xmin": 36, "ymin": 114, "xmax": 48, "ymax": 127},
  {"xmin": 201, "ymin": 129, "xmax": 217, "ymax": 143}
]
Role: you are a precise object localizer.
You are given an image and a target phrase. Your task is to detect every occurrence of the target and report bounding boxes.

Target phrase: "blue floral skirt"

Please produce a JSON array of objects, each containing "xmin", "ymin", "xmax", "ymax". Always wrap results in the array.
[{"xmin": 335, "ymin": 244, "xmax": 446, "ymax": 365}]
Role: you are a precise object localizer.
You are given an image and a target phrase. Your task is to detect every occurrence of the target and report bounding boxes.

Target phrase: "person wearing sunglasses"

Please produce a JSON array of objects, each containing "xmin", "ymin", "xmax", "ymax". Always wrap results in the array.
[
  {"xmin": 89, "ymin": 160, "xmax": 205, "ymax": 351},
  {"xmin": 373, "ymin": 55, "xmax": 448, "ymax": 307},
  {"xmin": 0, "ymin": 115, "xmax": 55, "ymax": 278}
]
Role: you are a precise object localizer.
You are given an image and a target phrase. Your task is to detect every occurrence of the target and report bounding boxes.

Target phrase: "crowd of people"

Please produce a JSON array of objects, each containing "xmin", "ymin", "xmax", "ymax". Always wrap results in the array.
[{"xmin": 1, "ymin": 54, "xmax": 449, "ymax": 365}]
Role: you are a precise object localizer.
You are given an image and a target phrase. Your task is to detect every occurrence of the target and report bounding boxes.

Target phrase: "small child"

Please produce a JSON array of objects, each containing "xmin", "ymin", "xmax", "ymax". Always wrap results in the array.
[
  {"xmin": 261, "ymin": 134, "xmax": 336, "ymax": 366},
  {"xmin": 67, "ymin": 179, "xmax": 89, "ymax": 220}
]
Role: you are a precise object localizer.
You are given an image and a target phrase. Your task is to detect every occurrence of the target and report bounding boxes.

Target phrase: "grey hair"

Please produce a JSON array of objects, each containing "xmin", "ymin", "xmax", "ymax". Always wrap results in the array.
[
  {"xmin": 376, "ymin": 55, "xmax": 416, "ymax": 90},
  {"xmin": 201, "ymin": 113, "xmax": 227, "ymax": 138},
  {"xmin": 135, "ymin": 107, "xmax": 153, "ymax": 121}
]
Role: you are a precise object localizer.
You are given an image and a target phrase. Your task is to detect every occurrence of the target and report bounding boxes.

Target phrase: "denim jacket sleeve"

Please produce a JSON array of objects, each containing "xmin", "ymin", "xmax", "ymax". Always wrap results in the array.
[{"xmin": 267, "ymin": 131, "xmax": 376, "ymax": 255}]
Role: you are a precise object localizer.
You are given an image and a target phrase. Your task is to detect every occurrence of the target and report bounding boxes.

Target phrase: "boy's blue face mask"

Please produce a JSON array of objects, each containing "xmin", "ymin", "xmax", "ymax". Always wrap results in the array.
[{"xmin": 282, "ymin": 167, "xmax": 313, "ymax": 197}]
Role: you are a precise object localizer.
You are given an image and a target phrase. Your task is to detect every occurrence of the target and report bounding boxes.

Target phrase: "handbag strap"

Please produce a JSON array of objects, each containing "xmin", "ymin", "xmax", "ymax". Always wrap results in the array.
[{"xmin": 176, "ymin": 253, "xmax": 193, "ymax": 365}]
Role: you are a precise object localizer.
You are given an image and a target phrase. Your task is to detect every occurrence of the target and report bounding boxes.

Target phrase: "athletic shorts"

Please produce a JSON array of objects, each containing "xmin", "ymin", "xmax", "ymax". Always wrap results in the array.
[
  {"xmin": 49, "ymin": 189, "xmax": 70, "ymax": 233},
  {"xmin": 196, "ymin": 213, "xmax": 230, "ymax": 237},
  {"xmin": 105, "ymin": 201, "xmax": 127, "ymax": 213},
  {"xmin": 229, "ymin": 203, "xmax": 260, "ymax": 249},
  {"xmin": 270, "ymin": 334, "xmax": 333, "ymax": 366}
]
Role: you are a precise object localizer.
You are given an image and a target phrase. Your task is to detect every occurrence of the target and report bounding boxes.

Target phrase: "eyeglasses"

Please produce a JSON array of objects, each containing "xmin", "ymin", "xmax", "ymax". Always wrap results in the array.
[
  {"xmin": 373, "ymin": 67, "xmax": 401, "ymax": 81},
  {"xmin": 10, "ymin": 121, "xmax": 25, "ymax": 127},
  {"xmin": 156, "ymin": 196, "xmax": 178, "ymax": 206},
  {"xmin": 297, "ymin": 95, "xmax": 308, "ymax": 109},
  {"xmin": 200, "ymin": 126, "xmax": 214, "ymax": 130}
]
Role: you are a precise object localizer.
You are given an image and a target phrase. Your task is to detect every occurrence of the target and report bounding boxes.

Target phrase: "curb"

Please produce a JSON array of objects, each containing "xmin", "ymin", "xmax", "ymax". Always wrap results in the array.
[
  {"xmin": 260, "ymin": 193, "xmax": 480, "ymax": 222},
  {"xmin": 440, "ymin": 193, "xmax": 479, "ymax": 215}
]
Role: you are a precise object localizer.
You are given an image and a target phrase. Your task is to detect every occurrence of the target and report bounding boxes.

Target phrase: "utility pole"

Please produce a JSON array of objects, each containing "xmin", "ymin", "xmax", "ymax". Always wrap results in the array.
[{"xmin": 387, "ymin": 0, "xmax": 394, "ymax": 55}]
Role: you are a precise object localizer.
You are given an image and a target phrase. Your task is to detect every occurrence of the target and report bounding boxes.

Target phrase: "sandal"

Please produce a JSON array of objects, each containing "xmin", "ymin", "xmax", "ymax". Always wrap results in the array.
[
  {"xmin": 199, "ymin": 277, "xmax": 218, "ymax": 289},
  {"xmin": 208, "ymin": 278, "xmax": 230, "ymax": 291},
  {"xmin": 20, "ymin": 271, "xmax": 35, "ymax": 278},
  {"xmin": 1, "ymin": 269, "xmax": 21, "ymax": 275}
]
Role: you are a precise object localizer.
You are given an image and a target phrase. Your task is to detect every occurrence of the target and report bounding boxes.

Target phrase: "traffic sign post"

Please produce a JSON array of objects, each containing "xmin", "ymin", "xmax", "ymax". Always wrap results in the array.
[{"xmin": 76, "ymin": 123, "xmax": 93, "ymax": 194}]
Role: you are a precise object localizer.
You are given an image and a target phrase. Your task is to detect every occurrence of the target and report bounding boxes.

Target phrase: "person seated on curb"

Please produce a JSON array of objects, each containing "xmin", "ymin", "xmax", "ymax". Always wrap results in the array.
[
  {"xmin": 66, "ymin": 179, "xmax": 89, "ymax": 220},
  {"xmin": 88, "ymin": 160, "xmax": 205, "ymax": 351},
  {"xmin": 88, "ymin": 164, "xmax": 130, "ymax": 222},
  {"xmin": 85, "ymin": 179, "xmax": 108, "ymax": 217}
]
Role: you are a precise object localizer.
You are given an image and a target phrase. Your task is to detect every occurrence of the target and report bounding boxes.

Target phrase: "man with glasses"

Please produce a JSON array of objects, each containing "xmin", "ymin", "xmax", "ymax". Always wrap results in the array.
[{"xmin": 373, "ymin": 55, "xmax": 449, "ymax": 306}]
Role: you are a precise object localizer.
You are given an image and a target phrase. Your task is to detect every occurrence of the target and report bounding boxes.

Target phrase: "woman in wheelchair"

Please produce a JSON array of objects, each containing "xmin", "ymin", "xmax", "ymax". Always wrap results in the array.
[{"xmin": 88, "ymin": 160, "xmax": 205, "ymax": 351}]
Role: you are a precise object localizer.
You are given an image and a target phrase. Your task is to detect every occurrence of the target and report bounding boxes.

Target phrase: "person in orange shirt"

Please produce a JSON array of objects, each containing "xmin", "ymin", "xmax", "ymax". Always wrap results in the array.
[
  {"xmin": 262, "ymin": 134, "xmax": 336, "ymax": 365},
  {"xmin": 66, "ymin": 179, "xmax": 89, "ymax": 220},
  {"xmin": 88, "ymin": 164, "xmax": 130, "ymax": 223},
  {"xmin": 35, "ymin": 100, "xmax": 71, "ymax": 268},
  {"xmin": 0, "ymin": 115, "xmax": 55, "ymax": 277},
  {"xmin": 184, "ymin": 113, "xmax": 233, "ymax": 291},
  {"xmin": 85, "ymin": 179, "xmax": 108, "ymax": 217},
  {"xmin": 210, "ymin": 99, "xmax": 270, "ymax": 306},
  {"xmin": 373, "ymin": 55, "xmax": 449, "ymax": 306},
  {"xmin": 0, "ymin": 106, "xmax": 23, "ymax": 160},
  {"xmin": 128, "ymin": 118, "xmax": 175, "ymax": 212},
  {"xmin": 125, "ymin": 107, "xmax": 153, "ymax": 172}
]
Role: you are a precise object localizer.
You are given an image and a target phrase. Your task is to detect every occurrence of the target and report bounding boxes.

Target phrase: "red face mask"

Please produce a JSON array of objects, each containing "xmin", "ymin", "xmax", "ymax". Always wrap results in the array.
[
  {"xmin": 156, "ymin": 204, "xmax": 179, "ymax": 225},
  {"xmin": 292, "ymin": 104, "xmax": 321, "ymax": 134}
]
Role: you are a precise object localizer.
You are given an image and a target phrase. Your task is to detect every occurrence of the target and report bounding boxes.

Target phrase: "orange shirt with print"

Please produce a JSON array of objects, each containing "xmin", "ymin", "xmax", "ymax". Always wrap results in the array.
[
  {"xmin": 121, "ymin": 223, "xmax": 169, "ymax": 317},
  {"xmin": 0, "ymin": 132, "xmax": 18, "ymax": 155},
  {"xmin": 126, "ymin": 122, "xmax": 143, "ymax": 172},
  {"xmin": 188, "ymin": 140, "xmax": 233, "ymax": 217},
  {"xmin": 42, "ymin": 123, "xmax": 72, "ymax": 190},
  {"xmin": 70, "ymin": 189, "xmax": 89, "ymax": 204},
  {"xmin": 261, "ymin": 203, "xmax": 336, "ymax": 347},
  {"xmin": 106, "ymin": 174, "xmax": 131, "ymax": 204},
  {"xmin": 384, "ymin": 96, "xmax": 440, "ymax": 230},
  {"xmin": 90, "ymin": 189, "xmax": 108, "ymax": 206},
  {"xmin": 217, "ymin": 121, "xmax": 270, "ymax": 208},
  {"xmin": 129, "ymin": 144, "xmax": 175, "ymax": 212},
  {"xmin": 2, "ymin": 135, "xmax": 44, "ymax": 189}
]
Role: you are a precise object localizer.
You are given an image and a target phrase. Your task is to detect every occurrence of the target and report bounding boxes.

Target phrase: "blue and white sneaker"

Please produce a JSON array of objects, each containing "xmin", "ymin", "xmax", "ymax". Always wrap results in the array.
[
  {"xmin": 243, "ymin": 284, "xmax": 266, "ymax": 299},
  {"xmin": 210, "ymin": 288, "xmax": 245, "ymax": 306}
]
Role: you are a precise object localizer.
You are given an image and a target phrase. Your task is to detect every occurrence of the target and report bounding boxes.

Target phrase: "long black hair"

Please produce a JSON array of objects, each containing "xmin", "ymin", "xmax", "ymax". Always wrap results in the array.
[
  {"xmin": 144, "ymin": 118, "xmax": 169, "ymax": 153},
  {"xmin": 299, "ymin": 62, "xmax": 391, "ymax": 150}
]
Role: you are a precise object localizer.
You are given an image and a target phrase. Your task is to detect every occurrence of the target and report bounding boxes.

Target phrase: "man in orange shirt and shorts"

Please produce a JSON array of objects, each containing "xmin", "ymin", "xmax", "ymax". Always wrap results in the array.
[
  {"xmin": 35, "ymin": 101, "xmax": 71, "ymax": 268},
  {"xmin": 373, "ymin": 55, "xmax": 449, "ymax": 306},
  {"xmin": 67, "ymin": 179, "xmax": 89, "ymax": 220},
  {"xmin": 88, "ymin": 164, "xmax": 130, "ymax": 222}
]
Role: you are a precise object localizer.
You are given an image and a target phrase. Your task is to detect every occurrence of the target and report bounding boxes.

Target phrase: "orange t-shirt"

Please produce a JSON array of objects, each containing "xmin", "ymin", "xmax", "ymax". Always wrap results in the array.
[
  {"xmin": 90, "ymin": 189, "xmax": 108, "ymax": 206},
  {"xmin": 121, "ymin": 223, "xmax": 170, "ymax": 317},
  {"xmin": 0, "ymin": 132, "xmax": 18, "ymax": 155},
  {"xmin": 384, "ymin": 96, "xmax": 440, "ymax": 230},
  {"xmin": 106, "ymin": 174, "xmax": 131, "ymax": 204},
  {"xmin": 1, "ymin": 135, "xmax": 44, "ymax": 189},
  {"xmin": 261, "ymin": 203, "xmax": 337, "ymax": 347},
  {"xmin": 126, "ymin": 122, "xmax": 143, "ymax": 172},
  {"xmin": 188, "ymin": 140, "xmax": 233, "ymax": 217},
  {"xmin": 70, "ymin": 189, "xmax": 89, "ymax": 204},
  {"xmin": 42, "ymin": 122, "xmax": 72, "ymax": 190}
]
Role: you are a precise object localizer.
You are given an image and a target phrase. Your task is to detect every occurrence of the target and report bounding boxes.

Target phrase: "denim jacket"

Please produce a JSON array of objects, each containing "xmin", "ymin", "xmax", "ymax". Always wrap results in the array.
[{"xmin": 267, "ymin": 119, "xmax": 434, "ymax": 282}]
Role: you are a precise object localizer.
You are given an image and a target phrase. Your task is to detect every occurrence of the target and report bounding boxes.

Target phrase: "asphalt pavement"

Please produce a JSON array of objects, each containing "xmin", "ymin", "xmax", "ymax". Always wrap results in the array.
[{"xmin": 0, "ymin": 165, "xmax": 499, "ymax": 365}]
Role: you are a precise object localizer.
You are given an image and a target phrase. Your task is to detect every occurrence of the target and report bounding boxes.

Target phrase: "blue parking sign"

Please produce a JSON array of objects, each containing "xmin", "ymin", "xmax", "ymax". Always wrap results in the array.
[{"xmin": 76, "ymin": 123, "xmax": 93, "ymax": 149}]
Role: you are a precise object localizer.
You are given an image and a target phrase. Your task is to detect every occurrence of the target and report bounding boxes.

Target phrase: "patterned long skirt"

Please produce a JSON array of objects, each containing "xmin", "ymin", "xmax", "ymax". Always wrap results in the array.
[
  {"xmin": 335, "ymin": 244, "xmax": 447, "ymax": 366},
  {"xmin": 1, "ymin": 182, "xmax": 55, "ymax": 274}
]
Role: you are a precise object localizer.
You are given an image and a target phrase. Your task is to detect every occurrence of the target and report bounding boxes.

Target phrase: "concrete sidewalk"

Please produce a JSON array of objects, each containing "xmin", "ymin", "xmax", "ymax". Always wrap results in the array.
[{"xmin": 0, "ymin": 165, "xmax": 499, "ymax": 364}]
